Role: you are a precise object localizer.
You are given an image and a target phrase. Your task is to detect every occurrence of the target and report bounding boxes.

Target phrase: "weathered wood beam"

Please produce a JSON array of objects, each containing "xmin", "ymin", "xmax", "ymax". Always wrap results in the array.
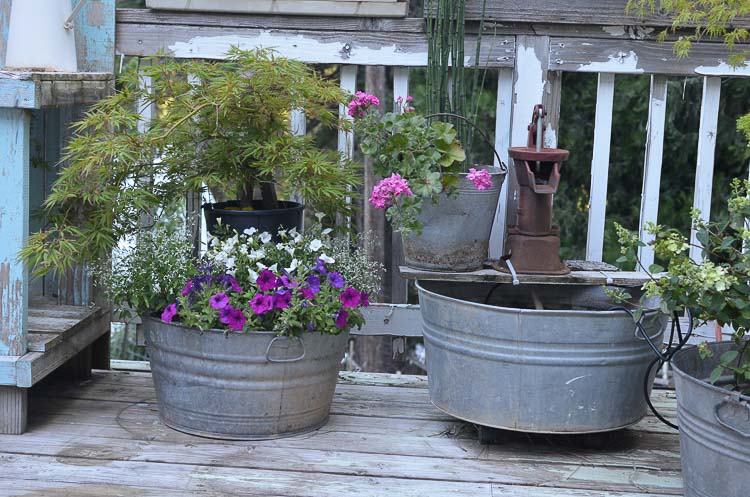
[
  {"xmin": 115, "ymin": 14, "xmax": 515, "ymax": 67},
  {"xmin": 145, "ymin": 0, "xmax": 409, "ymax": 17},
  {"xmin": 0, "ymin": 72, "xmax": 114, "ymax": 109},
  {"xmin": 462, "ymin": 0, "xmax": 750, "ymax": 29},
  {"xmin": 550, "ymin": 38, "xmax": 750, "ymax": 77}
]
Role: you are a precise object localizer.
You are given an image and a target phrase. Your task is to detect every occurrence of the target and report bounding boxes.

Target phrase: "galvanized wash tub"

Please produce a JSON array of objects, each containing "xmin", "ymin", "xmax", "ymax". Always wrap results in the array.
[
  {"xmin": 672, "ymin": 341, "xmax": 749, "ymax": 497},
  {"xmin": 402, "ymin": 168, "xmax": 506, "ymax": 272},
  {"xmin": 144, "ymin": 316, "xmax": 349, "ymax": 440},
  {"xmin": 417, "ymin": 281, "xmax": 666, "ymax": 433}
]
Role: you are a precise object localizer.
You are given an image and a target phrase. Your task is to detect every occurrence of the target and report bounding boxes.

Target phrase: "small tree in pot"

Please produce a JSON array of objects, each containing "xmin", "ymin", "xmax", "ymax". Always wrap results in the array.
[{"xmin": 21, "ymin": 48, "xmax": 360, "ymax": 276}]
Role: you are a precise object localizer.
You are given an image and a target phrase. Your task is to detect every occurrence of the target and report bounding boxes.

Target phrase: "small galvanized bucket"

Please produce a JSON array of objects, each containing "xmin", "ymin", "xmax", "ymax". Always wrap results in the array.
[
  {"xmin": 402, "ymin": 167, "xmax": 506, "ymax": 272},
  {"xmin": 144, "ymin": 316, "xmax": 349, "ymax": 440},
  {"xmin": 417, "ymin": 281, "xmax": 666, "ymax": 433},
  {"xmin": 672, "ymin": 341, "xmax": 750, "ymax": 497}
]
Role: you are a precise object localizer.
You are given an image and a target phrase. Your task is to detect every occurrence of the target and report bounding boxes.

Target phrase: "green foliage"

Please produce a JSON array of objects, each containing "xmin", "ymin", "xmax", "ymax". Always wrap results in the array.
[
  {"xmin": 355, "ymin": 105, "xmax": 467, "ymax": 233},
  {"xmin": 20, "ymin": 48, "xmax": 360, "ymax": 277},
  {"xmin": 425, "ymin": 0, "xmax": 488, "ymax": 162},
  {"xmin": 616, "ymin": 179, "xmax": 750, "ymax": 392},
  {"xmin": 95, "ymin": 227, "xmax": 198, "ymax": 322}
]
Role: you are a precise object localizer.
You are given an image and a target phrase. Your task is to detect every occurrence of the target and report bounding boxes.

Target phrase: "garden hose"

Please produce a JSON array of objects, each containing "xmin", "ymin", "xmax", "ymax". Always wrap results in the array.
[{"xmin": 611, "ymin": 307, "xmax": 694, "ymax": 430}]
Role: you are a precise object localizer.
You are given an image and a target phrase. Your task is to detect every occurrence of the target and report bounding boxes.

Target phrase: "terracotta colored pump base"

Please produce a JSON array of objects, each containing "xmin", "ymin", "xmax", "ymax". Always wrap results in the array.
[{"xmin": 496, "ymin": 228, "xmax": 571, "ymax": 275}]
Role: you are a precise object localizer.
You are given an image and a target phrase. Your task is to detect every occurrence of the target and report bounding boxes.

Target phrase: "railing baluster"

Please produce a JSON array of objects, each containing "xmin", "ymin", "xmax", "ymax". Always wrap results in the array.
[
  {"xmin": 489, "ymin": 67, "xmax": 514, "ymax": 258},
  {"xmin": 290, "ymin": 108, "xmax": 306, "ymax": 136},
  {"xmin": 690, "ymin": 76, "xmax": 722, "ymax": 262},
  {"xmin": 338, "ymin": 65, "xmax": 357, "ymax": 161},
  {"xmin": 393, "ymin": 67, "xmax": 409, "ymax": 113},
  {"xmin": 637, "ymin": 75, "xmax": 669, "ymax": 270},
  {"xmin": 586, "ymin": 72, "xmax": 616, "ymax": 262}
]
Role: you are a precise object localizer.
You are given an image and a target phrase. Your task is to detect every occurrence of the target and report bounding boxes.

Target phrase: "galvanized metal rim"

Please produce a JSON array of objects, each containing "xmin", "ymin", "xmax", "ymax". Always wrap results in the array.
[
  {"xmin": 672, "ymin": 341, "xmax": 750, "ymax": 403},
  {"xmin": 415, "ymin": 280, "xmax": 661, "ymax": 319}
]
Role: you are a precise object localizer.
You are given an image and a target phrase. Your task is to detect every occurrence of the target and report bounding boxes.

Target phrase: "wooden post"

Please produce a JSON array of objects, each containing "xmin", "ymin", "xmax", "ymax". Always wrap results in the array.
[{"xmin": 0, "ymin": 107, "xmax": 30, "ymax": 434}]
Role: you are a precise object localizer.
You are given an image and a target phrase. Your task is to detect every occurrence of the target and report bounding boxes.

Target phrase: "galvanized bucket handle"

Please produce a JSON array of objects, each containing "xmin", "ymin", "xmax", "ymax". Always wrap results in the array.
[
  {"xmin": 265, "ymin": 336, "xmax": 306, "ymax": 363},
  {"xmin": 714, "ymin": 395, "xmax": 750, "ymax": 438},
  {"xmin": 424, "ymin": 112, "xmax": 508, "ymax": 173}
]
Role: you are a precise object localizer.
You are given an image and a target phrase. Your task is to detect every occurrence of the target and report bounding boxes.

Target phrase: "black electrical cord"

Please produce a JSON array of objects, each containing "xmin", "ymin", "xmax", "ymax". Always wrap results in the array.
[{"xmin": 610, "ymin": 307, "xmax": 694, "ymax": 430}]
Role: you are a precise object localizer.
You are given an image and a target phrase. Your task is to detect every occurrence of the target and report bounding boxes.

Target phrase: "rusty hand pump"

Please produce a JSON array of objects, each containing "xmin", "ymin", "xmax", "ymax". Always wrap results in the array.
[{"xmin": 497, "ymin": 104, "xmax": 570, "ymax": 275}]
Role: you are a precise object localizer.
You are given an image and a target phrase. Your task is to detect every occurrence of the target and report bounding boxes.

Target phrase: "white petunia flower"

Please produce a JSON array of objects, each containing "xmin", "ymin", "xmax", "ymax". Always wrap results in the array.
[
  {"xmin": 322, "ymin": 228, "xmax": 333, "ymax": 235},
  {"xmin": 285, "ymin": 258, "xmax": 300, "ymax": 273},
  {"xmin": 243, "ymin": 227, "xmax": 257, "ymax": 236},
  {"xmin": 256, "ymin": 262, "xmax": 268, "ymax": 270},
  {"xmin": 319, "ymin": 253, "xmax": 335, "ymax": 264},
  {"xmin": 239, "ymin": 245, "xmax": 248, "ymax": 255},
  {"xmin": 315, "ymin": 212, "xmax": 325, "ymax": 222},
  {"xmin": 285, "ymin": 246, "xmax": 295, "ymax": 256},
  {"xmin": 248, "ymin": 268, "xmax": 259, "ymax": 283},
  {"xmin": 308, "ymin": 239, "xmax": 323, "ymax": 252},
  {"xmin": 268, "ymin": 263, "xmax": 278, "ymax": 272},
  {"xmin": 249, "ymin": 249, "xmax": 266, "ymax": 260},
  {"xmin": 260, "ymin": 232, "xmax": 272, "ymax": 244}
]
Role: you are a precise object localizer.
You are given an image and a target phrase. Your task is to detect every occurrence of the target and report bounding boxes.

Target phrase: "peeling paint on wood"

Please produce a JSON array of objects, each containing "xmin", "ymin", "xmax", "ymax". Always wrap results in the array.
[
  {"xmin": 116, "ymin": 23, "xmax": 515, "ymax": 68},
  {"xmin": 551, "ymin": 38, "xmax": 750, "ymax": 76},
  {"xmin": 0, "ymin": 108, "xmax": 29, "ymax": 357},
  {"xmin": 75, "ymin": 0, "xmax": 116, "ymax": 73}
]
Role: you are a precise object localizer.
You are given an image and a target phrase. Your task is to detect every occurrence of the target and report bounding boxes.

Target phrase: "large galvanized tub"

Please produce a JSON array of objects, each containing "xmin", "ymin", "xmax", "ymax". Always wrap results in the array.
[
  {"xmin": 402, "ymin": 168, "xmax": 506, "ymax": 272},
  {"xmin": 672, "ymin": 341, "xmax": 749, "ymax": 497},
  {"xmin": 144, "ymin": 316, "xmax": 349, "ymax": 440},
  {"xmin": 417, "ymin": 281, "xmax": 666, "ymax": 433}
]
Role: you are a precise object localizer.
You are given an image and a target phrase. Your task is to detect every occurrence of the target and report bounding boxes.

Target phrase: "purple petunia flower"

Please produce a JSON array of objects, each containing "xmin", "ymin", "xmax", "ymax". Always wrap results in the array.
[
  {"xmin": 225, "ymin": 308, "xmax": 247, "ymax": 331},
  {"xmin": 279, "ymin": 275, "xmax": 297, "ymax": 289},
  {"xmin": 313, "ymin": 259, "xmax": 328, "ymax": 276},
  {"xmin": 273, "ymin": 290, "xmax": 292, "ymax": 309},
  {"xmin": 328, "ymin": 272, "xmax": 345, "ymax": 289},
  {"xmin": 307, "ymin": 322, "xmax": 316, "ymax": 332},
  {"xmin": 300, "ymin": 287, "xmax": 315, "ymax": 300},
  {"xmin": 256, "ymin": 269, "xmax": 279, "ymax": 292},
  {"xmin": 339, "ymin": 287, "xmax": 361, "ymax": 308},
  {"xmin": 335, "ymin": 309, "xmax": 349, "ymax": 328},
  {"xmin": 219, "ymin": 305, "xmax": 236, "ymax": 324},
  {"xmin": 220, "ymin": 274, "xmax": 243, "ymax": 293},
  {"xmin": 306, "ymin": 275, "xmax": 321, "ymax": 293},
  {"xmin": 361, "ymin": 292, "xmax": 370, "ymax": 307},
  {"xmin": 181, "ymin": 281, "xmax": 194, "ymax": 296},
  {"xmin": 250, "ymin": 294, "xmax": 274, "ymax": 315},
  {"xmin": 161, "ymin": 303, "xmax": 178, "ymax": 323},
  {"xmin": 209, "ymin": 292, "xmax": 230, "ymax": 310}
]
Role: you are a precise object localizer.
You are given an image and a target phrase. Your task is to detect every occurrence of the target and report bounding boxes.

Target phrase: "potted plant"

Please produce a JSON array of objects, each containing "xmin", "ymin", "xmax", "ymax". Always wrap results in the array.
[
  {"xmin": 21, "ymin": 47, "xmax": 361, "ymax": 278},
  {"xmin": 615, "ymin": 179, "xmax": 750, "ymax": 497},
  {"xmin": 107, "ymin": 224, "xmax": 380, "ymax": 440},
  {"xmin": 351, "ymin": 94, "xmax": 506, "ymax": 271}
]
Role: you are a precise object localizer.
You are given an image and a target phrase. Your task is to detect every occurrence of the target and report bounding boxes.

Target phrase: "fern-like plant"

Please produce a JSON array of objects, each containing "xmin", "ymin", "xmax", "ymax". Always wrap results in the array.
[{"xmin": 21, "ymin": 47, "xmax": 361, "ymax": 277}]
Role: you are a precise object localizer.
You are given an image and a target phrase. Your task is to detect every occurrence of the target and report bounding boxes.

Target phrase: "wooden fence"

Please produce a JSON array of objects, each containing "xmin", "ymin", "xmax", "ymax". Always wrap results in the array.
[{"xmin": 114, "ymin": 2, "xmax": 750, "ymax": 336}]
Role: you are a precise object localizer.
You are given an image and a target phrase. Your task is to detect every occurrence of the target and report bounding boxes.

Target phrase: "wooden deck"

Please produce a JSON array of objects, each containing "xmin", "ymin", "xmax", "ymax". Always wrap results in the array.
[{"xmin": 0, "ymin": 370, "xmax": 683, "ymax": 496}]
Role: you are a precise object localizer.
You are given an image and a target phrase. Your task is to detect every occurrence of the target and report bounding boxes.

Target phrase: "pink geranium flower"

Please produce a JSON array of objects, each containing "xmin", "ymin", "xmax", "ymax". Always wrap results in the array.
[
  {"xmin": 467, "ymin": 168, "xmax": 493, "ymax": 190},
  {"xmin": 369, "ymin": 173, "xmax": 413, "ymax": 210},
  {"xmin": 348, "ymin": 91, "xmax": 380, "ymax": 118}
]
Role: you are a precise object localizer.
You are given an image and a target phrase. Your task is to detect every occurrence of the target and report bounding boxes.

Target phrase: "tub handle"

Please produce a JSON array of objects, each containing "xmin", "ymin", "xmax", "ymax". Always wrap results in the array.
[
  {"xmin": 713, "ymin": 395, "xmax": 750, "ymax": 438},
  {"xmin": 265, "ymin": 336, "xmax": 306, "ymax": 363}
]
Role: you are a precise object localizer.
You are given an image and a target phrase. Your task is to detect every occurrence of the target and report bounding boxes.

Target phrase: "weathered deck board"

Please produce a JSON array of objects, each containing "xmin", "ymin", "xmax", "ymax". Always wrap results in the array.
[{"xmin": 0, "ymin": 371, "xmax": 682, "ymax": 496}]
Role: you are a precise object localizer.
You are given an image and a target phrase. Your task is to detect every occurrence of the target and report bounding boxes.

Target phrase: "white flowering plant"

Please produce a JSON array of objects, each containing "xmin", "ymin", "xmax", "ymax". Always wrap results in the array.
[
  {"xmin": 614, "ymin": 179, "xmax": 750, "ymax": 392},
  {"xmin": 160, "ymin": 226, "xmax": 379, "ymax": 337}
]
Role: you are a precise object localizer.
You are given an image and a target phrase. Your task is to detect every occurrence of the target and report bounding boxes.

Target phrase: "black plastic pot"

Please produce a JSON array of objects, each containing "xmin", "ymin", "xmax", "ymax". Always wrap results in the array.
[{"xmin": 203, "ymin": 201, "xmax": 304, "ymax": 236}]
